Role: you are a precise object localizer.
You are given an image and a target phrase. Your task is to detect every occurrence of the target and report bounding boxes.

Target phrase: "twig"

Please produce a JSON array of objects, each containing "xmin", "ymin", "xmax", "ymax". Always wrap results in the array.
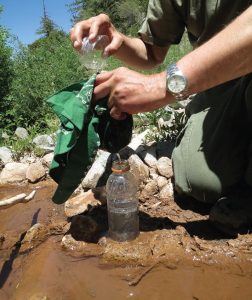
[
  {"xmin": 128, "ymin": 262, "xmax": 159, "ymax": 286},
  {"xmin": 0, "ymin": 190, "xmax": 36, "ymax": 210},
  {"xmin": 24, "ymin": 190, "xmax": 36, "ymax": 202}
]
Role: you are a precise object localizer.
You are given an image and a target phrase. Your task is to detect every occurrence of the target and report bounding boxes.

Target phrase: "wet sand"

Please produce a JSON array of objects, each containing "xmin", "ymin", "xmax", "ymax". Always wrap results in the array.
[{"xmin": 1, "ymin": 181, "xmax": 252, "ymax": 300}]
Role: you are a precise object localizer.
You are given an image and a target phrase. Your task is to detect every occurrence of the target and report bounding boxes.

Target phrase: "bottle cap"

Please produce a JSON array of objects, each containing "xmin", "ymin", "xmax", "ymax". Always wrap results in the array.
[{"xmin": 111, "ymin": 160, "xmax": 130, "ymax": 173}]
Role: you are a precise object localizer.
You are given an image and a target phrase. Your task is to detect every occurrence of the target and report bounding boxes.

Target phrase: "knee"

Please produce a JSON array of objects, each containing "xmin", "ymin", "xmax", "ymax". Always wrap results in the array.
[{"xmin": 172, "ymin": 151, "xmax": 222, "ymax": 204}]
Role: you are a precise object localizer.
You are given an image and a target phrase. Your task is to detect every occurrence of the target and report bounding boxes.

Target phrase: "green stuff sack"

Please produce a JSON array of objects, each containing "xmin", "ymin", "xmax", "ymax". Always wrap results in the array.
[{"xmin": 47, "ymin": 74, "xmax": 133, "ymax": 204}]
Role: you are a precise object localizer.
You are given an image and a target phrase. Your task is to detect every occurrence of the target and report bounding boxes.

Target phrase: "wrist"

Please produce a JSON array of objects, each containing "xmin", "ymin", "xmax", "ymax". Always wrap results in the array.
[
  {"xmin": 148, "ymin": 72, "xmax": 175, "ymax": 106},
  {"xmin": 166, "ymin": 63, "xmax": 190, "ymax": 100}
]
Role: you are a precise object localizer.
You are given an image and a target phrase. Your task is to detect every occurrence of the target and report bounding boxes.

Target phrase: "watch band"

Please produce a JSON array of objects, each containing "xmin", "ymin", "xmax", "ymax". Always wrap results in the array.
[{"xmin": 166, "ymin": 64, "xmax": 189, "ymax": 100}]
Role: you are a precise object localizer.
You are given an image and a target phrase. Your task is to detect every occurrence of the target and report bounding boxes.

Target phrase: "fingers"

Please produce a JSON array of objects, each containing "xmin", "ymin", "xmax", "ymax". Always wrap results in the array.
[
  {"xmin": 110, "ymin": 107, "xmax": 127, "ymax": 120},
  {"xmin": 95, "ymin": 71, "xmax": 113, "ymax": 85},
  {"xmin": 93, "ymin": 73, "xmax": 114, "ymax": 101},
  {"xmin": 70, "ymin": 22, "xmax": 90, "ymax": 51},
  {"xmin": 89, "ymin": 20, "xmax": 102, "ymax": 41},
  {"xmin": 104, "ymin": 35, "xmax": 123, "ymax": 56}
]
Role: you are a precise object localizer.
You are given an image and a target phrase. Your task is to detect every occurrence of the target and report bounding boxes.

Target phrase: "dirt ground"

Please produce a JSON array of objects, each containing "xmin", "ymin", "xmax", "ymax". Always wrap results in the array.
[{"xmin": 1, "ymin": 179, "xmax": 252, "ymax": 300}]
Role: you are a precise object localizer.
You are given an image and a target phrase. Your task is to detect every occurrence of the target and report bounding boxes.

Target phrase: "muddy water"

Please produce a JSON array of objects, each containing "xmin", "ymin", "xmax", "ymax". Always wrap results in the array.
[{"xmin": 1, "ymin": 181, "xmax": 252, "ymax": 300}]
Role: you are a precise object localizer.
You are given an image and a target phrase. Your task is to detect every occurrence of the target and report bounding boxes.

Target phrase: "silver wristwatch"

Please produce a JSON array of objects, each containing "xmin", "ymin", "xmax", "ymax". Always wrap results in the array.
[{"xmin": 166, "ymin": 64, "xmax": 188, "ymax": 100}]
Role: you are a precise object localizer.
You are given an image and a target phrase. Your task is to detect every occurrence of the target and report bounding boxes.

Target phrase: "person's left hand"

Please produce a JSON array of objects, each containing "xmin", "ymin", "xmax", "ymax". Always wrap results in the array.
[{"xmin": 93, "ymin": 67, "xmax": 172, "ymax": 120}]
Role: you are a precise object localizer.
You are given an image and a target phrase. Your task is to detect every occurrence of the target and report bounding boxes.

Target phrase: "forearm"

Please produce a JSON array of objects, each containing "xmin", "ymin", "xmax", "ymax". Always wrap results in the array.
[
  {"xmin": 114, "ymin": 34, "xmax": 168, "ymax": 70},
  {"xmin": 177, "ymin": 6, "xmax": 252, "ymax": 95}
]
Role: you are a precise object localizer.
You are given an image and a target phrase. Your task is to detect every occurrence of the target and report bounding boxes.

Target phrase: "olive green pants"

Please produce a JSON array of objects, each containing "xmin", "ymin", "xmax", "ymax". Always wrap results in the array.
[{"xmin": 172, "ymin": 74, "xmax": 252, "ymax": 203}]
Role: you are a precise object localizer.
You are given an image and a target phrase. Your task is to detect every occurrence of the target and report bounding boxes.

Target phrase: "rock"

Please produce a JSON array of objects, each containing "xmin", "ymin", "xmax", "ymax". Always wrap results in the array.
[
  {"xmin": 128, "ymin": 154, "xmax": 149, "ymax": 186},
  {"xmin": 157, "ymin": 176, "xmax": 168, "ymax": 190},
  {"xmin": 42, "ymin": 152, "xmax": 54, "ymax": 168},
  {"xmin": 103, "ymin": 238, "xmax": 152, "ymax": 263},
  {"xmin": 138, "ymin": 144, "xmax": 157, "ymax": 169},
  {"xmin": 140, "ymin": 180, "xmax": 159, "ymax": 201},
  {"xmin": 0, "ymin": 162, "xmax": 29, "ymax": 184},
  {"xmin": 82, "ymin": 150, "xmax": 110, "ymax": 189},
  {"xmin": 19, "ymin": 154, "xmax": 37, "ymax": 164},
  {"xmin": 0, "ymin": 146, "xmax": 13, "ymax": 164},
  {"xmin": 20, "ymin": 223, "xmax": 49, "ymax": 252},
  {"xmin": 159, "ymin": 180, "xmax": 174, "ymax": 200},
  {"xmin": 2, "ymin": 132, "xmax": 9, "ymax": 139},
  {"xmin": 92, "ymin": 186, "xmax": 107, "ymax": 205},
  {"xmin": 149, "ymin": 168, "xmax": 158, "ymax": 180},
  {"xmin": 0, "ymin": 234, "xmax": 5, "ymax": 248},
  {"xmin": 33, "ymin": 134, "xmax": 55, "ymax": 152},
  {"xmin": 26, "ymin": 162, "xmax": 46, "ymax": 183},
  {"xmin": 69, "ymin": 215, "xmax": 99, "ymax": 242},
  {"xmin": 48, "ymin": 221, "xmax": 70, "ymax": 235},
  {"xmin": 156, "ymin": 157, "xmax": 173, "ymax": 178},
  {"xmin": 61, "ymin": 234, "xmax": 87, "ymax": 252},
  {"xmin": 15, "ymin": 127, "xmax": 28, "ymax": 139},
  {"xmin": 64, "ymin": 190, "xmax": 101, "ymax": 217}
]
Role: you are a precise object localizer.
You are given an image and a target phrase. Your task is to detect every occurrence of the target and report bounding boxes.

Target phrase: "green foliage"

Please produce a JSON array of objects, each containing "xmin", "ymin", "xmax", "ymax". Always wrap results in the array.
[
  {"xmin": 0, "ymin": 7, "xmax": 13, "ymax": 131},
  {"xmin": 68, "ymin": 0, "xmax": 149, "ymax": 35},
  {"xmin": 134, "ymin": 103, "xmax": 187, "ymax": 143},
  {"xmin": 36, "ymin": 15, "xmax": 59, "ymax": 38},
  {"xmin": 116, "ymin": 0, "xmax": 148, "ymax": 35},
  {"xmin": 69, "ymin": 0, "xmax": 118, "ymax": 24},
  {"xmin": 36, "ymin": 1, "xmax": 59, "ymax": 38},
  {"xmin": 4, "ymin": 31, "xmax": 85, "ymax": 131}
]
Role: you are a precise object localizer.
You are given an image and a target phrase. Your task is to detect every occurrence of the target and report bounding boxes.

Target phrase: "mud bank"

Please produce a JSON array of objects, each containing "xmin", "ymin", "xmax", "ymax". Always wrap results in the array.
[{"xmin": 0, "ymin": 181, "xmax": 252, "ymax": 300}]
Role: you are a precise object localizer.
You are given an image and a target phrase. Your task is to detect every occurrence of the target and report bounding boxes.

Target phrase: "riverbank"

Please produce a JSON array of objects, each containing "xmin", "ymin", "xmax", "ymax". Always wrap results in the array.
[{"xmin": 1, "ymin": 180, "xmax": 252, "ymax": 299}]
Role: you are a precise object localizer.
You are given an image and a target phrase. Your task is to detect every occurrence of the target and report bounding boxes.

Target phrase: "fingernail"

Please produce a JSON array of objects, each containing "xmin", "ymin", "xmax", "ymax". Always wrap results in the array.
[
  {"xmin": 74, "ymin": 40, "xmax": 81, "ymax": 48},
  {"xmin": 103, "ymin": 50, "xmax": 109, "ymax": 58},
  {"xmin": 89, "ymin": 33, "xmax": 95, "ymax": 41}
]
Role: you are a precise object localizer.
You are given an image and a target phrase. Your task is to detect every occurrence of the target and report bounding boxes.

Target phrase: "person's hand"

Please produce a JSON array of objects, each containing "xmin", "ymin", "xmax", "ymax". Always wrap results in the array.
[
  {"xmin": 93, "ymin": 67, "xmax": 172, "ymax": 120},
  {"xmin": 70, "ymin": 14, "xmax": 123, "ymax": 57}
]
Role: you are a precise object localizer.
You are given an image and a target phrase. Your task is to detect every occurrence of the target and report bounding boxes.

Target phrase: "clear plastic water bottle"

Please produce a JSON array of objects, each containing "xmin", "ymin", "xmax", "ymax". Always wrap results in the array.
[
  {"xmin": 106, "ymin": 159, "xmax": 139, "ymax": 241},
  {"xmin": 80, "ymin": 35, "xmax": 109, "ymax": 71}
]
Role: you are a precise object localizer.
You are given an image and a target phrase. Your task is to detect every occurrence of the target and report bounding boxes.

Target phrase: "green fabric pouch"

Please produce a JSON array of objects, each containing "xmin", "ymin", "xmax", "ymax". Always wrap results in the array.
[{"xmin": 47, "ymin": 74, "xmax": 133, "ymax": 204}]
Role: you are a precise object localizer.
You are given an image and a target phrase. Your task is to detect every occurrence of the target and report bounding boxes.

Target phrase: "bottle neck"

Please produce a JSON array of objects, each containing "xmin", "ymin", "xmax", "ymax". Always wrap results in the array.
[{"xmin": 111, "ymin": 160, "xmax": 130, "ymax": 174}]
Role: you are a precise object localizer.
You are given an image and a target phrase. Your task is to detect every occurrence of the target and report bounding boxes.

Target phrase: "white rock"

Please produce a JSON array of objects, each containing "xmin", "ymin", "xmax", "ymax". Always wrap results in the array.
[
  {"xmin": 156, "ymin": 157, "xmax": 173, "ymax": 178},
  {"xmin": 64, "ymin": 190, "xmax": 101, "ymax": 217},
  {"xmin": 0, "ymin": 162, "xmax": 29, "ymax": 184},
  {"xmin": 19, "ymin": 154, "xmax": 37, "ymax": 164},
  {"xmin": 0, "ymin": 147, "xmax": 13, "ymax": 164},
  {"xmin": 82, "ymin": 150, "xmax": 110, "ymax": 189},
  {"xmin": 61, "ymin": 234, "xmax": 87, "ymax": 252},
  {"xmin": 128, "ymin": 154, "xmax": 149, "ymax": 186},
  {"xmin": 15, "ymin": 127, "xmax": 28, "ymax": 139},
  {"xmin": 159, "ymin": 180, "xmax": 174, "ymax": 200},
  {"xmin": 2, "ymin": 132, "xmax": 9, "ymax": 139},
  {"xmin": 42, "ymin": 152, "xmax": 54, "ymax": 168},
  {"xmin": 26, "ymin": 162, "xmax": 46, "ymax": 183},
  {"xmin": 157, "ymin": 176, "xmax": 168, "ymax": 190},
  {"xmin": 140, "ymin": 180, "xmax": 159, "ymax": 200},
  {"xmin": 33, "ymin": 134, "xmax": 55, "ymax": 151},
  {"xmin": 149, "ymin": 167, "xmax": 158, "ymax": 180}
]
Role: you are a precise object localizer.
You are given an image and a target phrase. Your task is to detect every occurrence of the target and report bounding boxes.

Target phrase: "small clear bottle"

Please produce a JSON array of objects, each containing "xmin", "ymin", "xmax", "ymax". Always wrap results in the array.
[
  {"xmin": 80, "ymin": 35, "xmax": 109, "ymax": 71},
  {"xmin": 106, "ymin": 159, "xmax": 139, "ymax": 241}
]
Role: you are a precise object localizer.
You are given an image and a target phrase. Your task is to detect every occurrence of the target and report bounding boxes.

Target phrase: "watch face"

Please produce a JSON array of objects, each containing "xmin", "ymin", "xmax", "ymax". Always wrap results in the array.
[{"xmin": 168, "ymin": 75, "xmax": 187, "ymax": 93}]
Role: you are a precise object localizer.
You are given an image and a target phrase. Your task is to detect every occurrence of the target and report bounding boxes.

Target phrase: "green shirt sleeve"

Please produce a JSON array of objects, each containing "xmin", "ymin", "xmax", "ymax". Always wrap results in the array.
[{"xmin": 138, "ymin": 0, "xmax": 185, "ymax": 46}]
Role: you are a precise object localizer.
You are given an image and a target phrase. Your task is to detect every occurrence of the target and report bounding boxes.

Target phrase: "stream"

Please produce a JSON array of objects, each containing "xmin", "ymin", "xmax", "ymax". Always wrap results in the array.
[{"xmin": 1, "ymin": 181, "xmax": 252, "ymax": 300}]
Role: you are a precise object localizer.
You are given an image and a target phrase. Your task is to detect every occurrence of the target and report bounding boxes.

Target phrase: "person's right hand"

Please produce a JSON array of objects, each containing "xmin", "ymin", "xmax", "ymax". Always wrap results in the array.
[{"xmin": 70, "ymin": 14, "xmax": 123, "ymax": 57}]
